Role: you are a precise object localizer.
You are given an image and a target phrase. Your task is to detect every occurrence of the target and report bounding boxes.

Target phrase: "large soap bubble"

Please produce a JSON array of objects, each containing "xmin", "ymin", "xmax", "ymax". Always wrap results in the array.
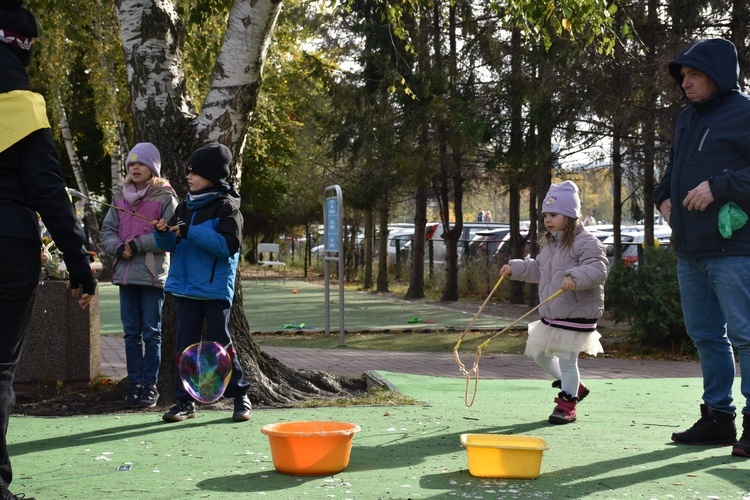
[{"xmin": 178, "ymin": 341, "xmax": 232, "ymax": 403}]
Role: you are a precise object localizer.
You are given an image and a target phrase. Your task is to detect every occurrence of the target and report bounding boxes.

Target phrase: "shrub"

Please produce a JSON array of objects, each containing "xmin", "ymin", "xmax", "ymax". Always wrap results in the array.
[{"xmin": 604, "ymin": 248, "xmax": 694, "ymax": 354}]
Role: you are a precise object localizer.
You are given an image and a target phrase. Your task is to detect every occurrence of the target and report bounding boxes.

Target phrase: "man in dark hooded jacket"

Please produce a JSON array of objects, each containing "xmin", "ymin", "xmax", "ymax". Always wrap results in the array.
[
  {"xmin": 0, "ymin": 1, "xmax": 97, "ymax": 498},
  {"xmin": 654, "ymin": 38, "xmax": 750, "ymax": 458}
]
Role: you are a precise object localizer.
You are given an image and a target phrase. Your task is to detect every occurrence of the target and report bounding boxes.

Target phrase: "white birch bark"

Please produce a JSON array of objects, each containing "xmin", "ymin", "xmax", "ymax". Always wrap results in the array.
[
  {"xmin": 55, "ymin": 98, "xmax": 108, "ymax": 267},
  {"xmin": 117, "ymin": 0, "xmax": 193, "ymax": 128},
  {"xmin": 197, "ymin": 0, "xmax": 283, "ymax": 149},
  {"xmin": 56, "ymin": 98, "xmax": 89, "ymax": 198},
  {"xmin": 111, "ymin": 126, "xmax": 126, "ymax": 193},
  {"xmin": 116, "ymin": 0, "xmax": 282, "ymax": 188}
]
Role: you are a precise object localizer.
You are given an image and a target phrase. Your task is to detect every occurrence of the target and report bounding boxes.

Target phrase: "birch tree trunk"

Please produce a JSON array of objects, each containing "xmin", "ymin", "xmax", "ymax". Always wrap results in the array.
[
  {"xmin": 111, "ymin": 125, "xmax": 127, "ymax": 193},
  {"xmin": 116, "ymin": 0, "xmax": 365, "ymax": 406},
  {"xmin": 55, "ymin": 97, "xmax": 111, "ymax": 277}
]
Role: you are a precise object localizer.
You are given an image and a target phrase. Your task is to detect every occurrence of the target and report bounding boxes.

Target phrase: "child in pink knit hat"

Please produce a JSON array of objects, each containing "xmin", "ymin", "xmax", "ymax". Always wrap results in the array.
[{"xmin": 501, "ymin": 180, "xmax": 609, "ymax": 425}]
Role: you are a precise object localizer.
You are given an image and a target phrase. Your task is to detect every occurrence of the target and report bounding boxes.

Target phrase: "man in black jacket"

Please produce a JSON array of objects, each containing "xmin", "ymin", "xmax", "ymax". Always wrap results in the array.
[{"xmin": 0, "ymin": 1, "xmax": 96, "ymax": 498}]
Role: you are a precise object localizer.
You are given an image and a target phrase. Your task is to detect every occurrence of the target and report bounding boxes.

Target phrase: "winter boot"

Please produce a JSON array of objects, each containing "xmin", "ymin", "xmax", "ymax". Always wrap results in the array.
[
  {"xmin": 671, "ymin": 404, "xmax": 736, "ymax": 445},
  {"xmin": 732, "ymin": 413, "xmax": 750, "ymax": 457},
  {"xmin": 549, "ymin": 391, "xmax": 578, "ymax": 425},
  {"xmin": 552, "ymin": 380, "xmax": 590, "ymax": 402}
]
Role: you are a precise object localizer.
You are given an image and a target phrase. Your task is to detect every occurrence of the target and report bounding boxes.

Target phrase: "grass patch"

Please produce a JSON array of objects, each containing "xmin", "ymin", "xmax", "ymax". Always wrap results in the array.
[{"xmin": 253, "ymin": 329, "xmax": 528, "ymax": 354}]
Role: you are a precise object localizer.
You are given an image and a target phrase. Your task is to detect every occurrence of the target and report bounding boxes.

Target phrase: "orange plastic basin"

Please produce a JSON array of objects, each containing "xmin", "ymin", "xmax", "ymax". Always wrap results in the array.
[{"xmin": 261, "ymin": 421, "xmax": 361, "ymax": 476}]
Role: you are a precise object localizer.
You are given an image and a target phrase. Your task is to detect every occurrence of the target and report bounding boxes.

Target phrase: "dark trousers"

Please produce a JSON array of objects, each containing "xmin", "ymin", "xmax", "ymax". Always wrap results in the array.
[
  {"xmin": 173, "ymin": 297, "xmax": 250, "ymax": 401},
  {"xmin": 0, "ymin": 238, "xmax": 41, "ymax": 497}
]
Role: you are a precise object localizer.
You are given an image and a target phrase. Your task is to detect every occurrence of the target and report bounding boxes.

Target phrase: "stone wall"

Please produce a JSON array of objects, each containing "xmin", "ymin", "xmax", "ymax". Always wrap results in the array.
[{"xmin": 15, "ymin": 280, "xmax": 101, "ymax": 384}]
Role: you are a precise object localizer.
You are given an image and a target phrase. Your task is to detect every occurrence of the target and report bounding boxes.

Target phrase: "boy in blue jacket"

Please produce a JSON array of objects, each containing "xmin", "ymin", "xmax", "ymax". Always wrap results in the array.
[{"xmin": 154, "ymin": 143, "xmax": 252, "ymax": 422}]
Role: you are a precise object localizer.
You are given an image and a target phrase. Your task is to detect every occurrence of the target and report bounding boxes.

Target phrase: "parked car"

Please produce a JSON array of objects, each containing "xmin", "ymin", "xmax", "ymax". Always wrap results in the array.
[
  {"xmin": 584, "ymin": 224, "xmax": 614, "ymax": 242},
  {"xmin": 387, "ymin": 227, "xmax": 415, "ymax": 262},
  {"xmin": 428, "ymin": 221, "xmax": 511, "ymax": 265},
  {"xmin": 603, "ymin": 225, "xmax": 672, "ymax": 266},
  {"xmin": 493, "ymin": 230, "xmax": 531, "ymax": 265},
  {"xmin": 466, "ymin": 228, "xmax": 511, "ymax": 261},
  {"xmin": 399, "ymin": 222, "xmax": 439, "ymax": 261}
]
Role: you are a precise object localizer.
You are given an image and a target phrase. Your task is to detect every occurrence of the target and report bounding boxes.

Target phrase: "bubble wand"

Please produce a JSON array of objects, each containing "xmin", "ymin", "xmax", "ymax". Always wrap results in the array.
[
  {"xmin": 455, "ymin": 288, "xmax": 564, "ymax": 407},
  {"xmin": 66, "ymin": 188, "xmax": 154, "ymax": 222}
]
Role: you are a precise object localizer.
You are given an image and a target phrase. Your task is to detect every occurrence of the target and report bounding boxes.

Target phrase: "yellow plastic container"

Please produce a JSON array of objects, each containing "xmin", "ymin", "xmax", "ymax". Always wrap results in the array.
[
  {"xmin": 261, "ymin": 421, "xmax": 361, "ymax": 476},
  {"xmin": 460, "ymin": 433, "xmax": 548, "ymax": 479}
]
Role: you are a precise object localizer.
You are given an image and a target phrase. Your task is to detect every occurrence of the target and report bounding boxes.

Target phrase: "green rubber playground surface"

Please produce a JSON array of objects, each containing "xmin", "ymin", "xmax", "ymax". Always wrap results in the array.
[
  {"xmin": 26, "ymin": 279, "xmax": 748, "ymax": 499},
  {"xmin": 9, "ymin": 374, "xmax": 749, "ymax": 499}
]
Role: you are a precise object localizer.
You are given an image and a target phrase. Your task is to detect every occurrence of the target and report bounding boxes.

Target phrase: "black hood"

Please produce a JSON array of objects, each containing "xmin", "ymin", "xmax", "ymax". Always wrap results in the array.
[
  {"xmin": 0, "ymin": 42, "xmax": 29, "ymax": 93},
  {"xmin": 668, "ymin": 38, "xmax": 740, "ymax": 99}
]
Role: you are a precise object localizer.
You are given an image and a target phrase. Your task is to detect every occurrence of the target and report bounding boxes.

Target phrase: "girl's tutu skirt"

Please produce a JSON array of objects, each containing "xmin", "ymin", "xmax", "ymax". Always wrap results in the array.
[{"xmin": 524, "ymin": 320, "xmax": 604, "ymax": 359}]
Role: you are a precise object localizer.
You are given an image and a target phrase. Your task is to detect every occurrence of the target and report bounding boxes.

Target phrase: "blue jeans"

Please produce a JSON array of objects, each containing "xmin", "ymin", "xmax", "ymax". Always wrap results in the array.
[
  {"xmin": 678, "ymin": 257, "xmax": 750, "ymax": 414},
  {"xmin": 120, "ymin": 285, "xmax": 164, "ymax": 386}
]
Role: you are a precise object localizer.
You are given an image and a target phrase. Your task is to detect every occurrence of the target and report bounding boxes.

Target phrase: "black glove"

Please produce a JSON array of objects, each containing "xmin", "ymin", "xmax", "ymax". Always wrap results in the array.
[
  {"xmin": 116, "ymin": 244, "xmax": 127, "ymax": 259},
  {"xmin": 69, "ymin": 270, "xmax": 97, "ymax": 296},
  {"xmin": 176, "ymin": 217, "xmax": 188, "ymax": 239},
  {"xmin": 128, "ymin": 240, "xmax": 138, "ymax": 253}
]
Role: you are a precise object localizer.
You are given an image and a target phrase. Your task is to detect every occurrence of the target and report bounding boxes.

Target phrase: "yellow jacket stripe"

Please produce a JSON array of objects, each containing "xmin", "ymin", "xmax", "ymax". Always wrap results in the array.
[{"xmin": 0, "ymin": 90, "xmax": 51, "ymax": 153}]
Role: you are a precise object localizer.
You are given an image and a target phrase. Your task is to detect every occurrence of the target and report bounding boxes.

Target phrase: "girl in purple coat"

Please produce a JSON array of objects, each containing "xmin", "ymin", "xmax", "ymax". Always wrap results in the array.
[
  {"xmin": 101, "ymin": 143, "xmax": 177, "ymax": 408},
  {"xmin": 501, "ymin": 181, "xmax": 608, "ymax": 424}
]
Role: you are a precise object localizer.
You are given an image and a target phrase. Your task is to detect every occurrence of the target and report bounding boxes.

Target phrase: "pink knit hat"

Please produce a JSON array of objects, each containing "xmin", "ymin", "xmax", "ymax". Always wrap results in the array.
[{"xmin": 542, "ymin": 181, "xmax": 581, "ymax": 219}]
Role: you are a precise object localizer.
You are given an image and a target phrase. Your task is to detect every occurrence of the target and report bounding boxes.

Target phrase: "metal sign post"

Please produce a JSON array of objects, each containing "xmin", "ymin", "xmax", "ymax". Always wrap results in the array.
[{"xmin": 323, "ymin": 185, "xmax": 345, "ymax": 346}]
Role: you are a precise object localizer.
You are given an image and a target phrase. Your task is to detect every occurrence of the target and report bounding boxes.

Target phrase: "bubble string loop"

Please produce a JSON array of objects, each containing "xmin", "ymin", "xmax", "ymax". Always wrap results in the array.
[{"xmin": 455, "ymin": 288, "xmax": 564, "ymax": 407}]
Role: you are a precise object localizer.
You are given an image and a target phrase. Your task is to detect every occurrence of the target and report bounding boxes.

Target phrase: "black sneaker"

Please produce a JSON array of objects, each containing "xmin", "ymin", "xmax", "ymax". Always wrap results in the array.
[
  {"xmin": 138, "ymin": 385, "xmax": 159, "ymax": 408},
  {"xmin": 162, "ymin": 400, "xmax": 196, "ymax": 422},
  {"xmin": 672, "ymin": 404, "xmax": 736, "ymax": 445},
  {"xmin": 123, "ymin": 384, "xmax": 141, "ymax": 408},
  {"xmin": 232, "ymin": 395, "xmax": 252, "ymax": 422}
]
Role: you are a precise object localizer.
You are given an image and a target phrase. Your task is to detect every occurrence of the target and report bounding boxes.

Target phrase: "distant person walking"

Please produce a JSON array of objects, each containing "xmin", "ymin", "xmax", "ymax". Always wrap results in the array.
[
  {"xmin": 583, "ymin": 211, "xmax": 596, "ymax": 226},
  {"xmin": 501, "ymin": 181, "xmax": 608, "ymax": 424},
  {"xmin": 101, "ymin": 142, "xmax": 177, "ymax": 408},
  {"xmin": 654, "ymin": 38, "xmax": 750, "ymax": 458},
  {"xmin": 0, "ymin": 1, "xmax": 96, "ymax": 497},
  {"xmin": 483, "ymin": 210, "xmax": 493, "ymax": 222}
]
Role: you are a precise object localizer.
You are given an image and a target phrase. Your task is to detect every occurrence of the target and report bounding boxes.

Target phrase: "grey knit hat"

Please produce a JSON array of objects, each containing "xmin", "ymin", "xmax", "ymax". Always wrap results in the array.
[
  {"xmin": 126, "ymin": 142, "xmax": 161, "ymax": 177},
  {"xmin": 542, "ymin": 181, "xmax": 581, "ymax": 219}
]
